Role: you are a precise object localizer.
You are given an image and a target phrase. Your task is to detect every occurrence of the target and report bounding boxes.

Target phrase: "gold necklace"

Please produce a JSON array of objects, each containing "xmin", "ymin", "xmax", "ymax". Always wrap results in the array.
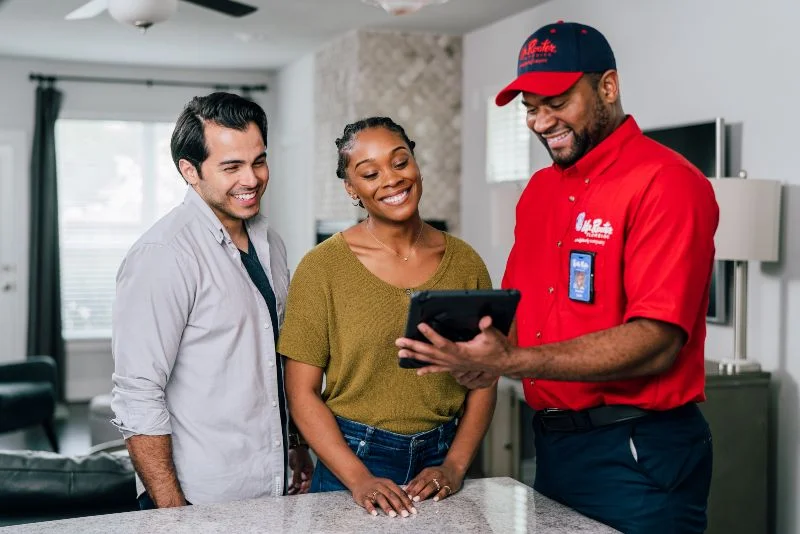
[{"xmin": 364, "ymin": 220, "xmax": 424, "ymax": 261}]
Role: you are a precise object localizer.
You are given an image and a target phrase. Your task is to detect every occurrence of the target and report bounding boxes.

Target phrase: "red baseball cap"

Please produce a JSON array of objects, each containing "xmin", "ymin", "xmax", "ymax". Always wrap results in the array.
[{"xmin": 495, "ymin": 21, "xmax": 616, "ymax": 106}]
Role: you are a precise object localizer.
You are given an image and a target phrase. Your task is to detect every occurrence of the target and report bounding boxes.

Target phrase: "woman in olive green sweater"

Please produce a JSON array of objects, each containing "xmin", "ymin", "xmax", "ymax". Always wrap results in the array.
[{"xmin": 279, "ymin": 117, "xmax": 497, "ymax": 519}]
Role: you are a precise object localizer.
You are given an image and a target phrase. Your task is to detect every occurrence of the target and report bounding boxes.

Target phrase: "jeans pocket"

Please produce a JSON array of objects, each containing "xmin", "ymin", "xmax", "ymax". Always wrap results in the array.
[
  {"xmin": 628, "ymin": 423, "xmax": 712, "ymax": 492},
  {"xmin": 343, "ymin": 434, "xmax": 368, "ymax": 458}
]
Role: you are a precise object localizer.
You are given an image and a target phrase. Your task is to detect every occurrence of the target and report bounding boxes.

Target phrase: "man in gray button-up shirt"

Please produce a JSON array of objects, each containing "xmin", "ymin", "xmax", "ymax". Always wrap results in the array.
[{"xmin": 111, "ymin": 92, "xmax": 312, "ymax": 507}]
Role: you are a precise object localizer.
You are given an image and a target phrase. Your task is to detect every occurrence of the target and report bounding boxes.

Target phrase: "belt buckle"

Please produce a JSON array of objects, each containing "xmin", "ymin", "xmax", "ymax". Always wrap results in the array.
[{"xmin": 538, "ymin": 409, "xmax": 592, "ymax": 432}]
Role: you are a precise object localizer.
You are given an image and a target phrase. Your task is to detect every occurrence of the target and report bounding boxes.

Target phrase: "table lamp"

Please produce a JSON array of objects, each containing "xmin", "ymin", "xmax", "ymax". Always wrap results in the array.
[{"xmin": 709, "ymin": 173, "xmax": 782, "ymax": 374}]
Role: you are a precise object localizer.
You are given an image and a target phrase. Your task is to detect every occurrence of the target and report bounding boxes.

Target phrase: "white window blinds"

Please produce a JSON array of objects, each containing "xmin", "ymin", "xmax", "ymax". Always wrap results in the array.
[
  {"xmin": 56, "ymin": 120, "xmax": 185, "ymax": 339},
  {"xmin": 485, "ymin": 96, "xmax": 530, "ymax": 183}
]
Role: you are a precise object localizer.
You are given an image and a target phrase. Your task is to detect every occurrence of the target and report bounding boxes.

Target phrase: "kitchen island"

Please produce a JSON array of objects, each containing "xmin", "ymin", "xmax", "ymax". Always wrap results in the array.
[{"xmin": 3, "ymin": 477, "xmax": 619, "ymax": 533}]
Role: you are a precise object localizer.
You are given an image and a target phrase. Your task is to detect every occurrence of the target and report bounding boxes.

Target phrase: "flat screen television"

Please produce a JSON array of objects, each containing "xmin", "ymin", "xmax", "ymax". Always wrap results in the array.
[{"xmin": 643, "ymin": 118, "xmax": 728, "ymax": 324}]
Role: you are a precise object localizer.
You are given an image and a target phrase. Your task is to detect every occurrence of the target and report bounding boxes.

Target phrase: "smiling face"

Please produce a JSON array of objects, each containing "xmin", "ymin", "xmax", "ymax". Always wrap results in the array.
[
  {"xmin": 179, "ymin": 121, "xmax": 268, "ymax": 232},
  {"xmin": 342, "ymin": 127, "xmax": 422, "ymax": 224},
  {"xmin": 523, "ymin": 71, "xmax": 619, "ymax": 168}
]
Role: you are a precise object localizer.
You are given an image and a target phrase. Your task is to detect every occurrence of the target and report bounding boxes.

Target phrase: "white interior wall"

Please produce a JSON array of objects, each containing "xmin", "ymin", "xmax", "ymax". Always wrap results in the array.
[{"xmin": 268, "ymin": 52, "xmax": 316, "ymax": 274}]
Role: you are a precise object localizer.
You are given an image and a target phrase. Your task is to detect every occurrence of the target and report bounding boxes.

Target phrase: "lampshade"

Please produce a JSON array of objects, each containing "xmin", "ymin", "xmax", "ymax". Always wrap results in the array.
[
  {"xmin": 108, "ymin": 0, "xmax": 178, "ymax": 29},
  {"xmin": 361, "ymin": 0, "xmax": 449, "ymax": 16},
  {"xmin": 710, "ymin": 177, "xmax": 782, "ymax": 262}
]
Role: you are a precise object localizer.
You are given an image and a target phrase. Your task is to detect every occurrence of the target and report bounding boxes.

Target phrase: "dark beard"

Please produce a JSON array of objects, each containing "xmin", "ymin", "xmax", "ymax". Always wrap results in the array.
[{"xmin": 537, "ymin": 94, "xmax": 612, "ymax": 168}]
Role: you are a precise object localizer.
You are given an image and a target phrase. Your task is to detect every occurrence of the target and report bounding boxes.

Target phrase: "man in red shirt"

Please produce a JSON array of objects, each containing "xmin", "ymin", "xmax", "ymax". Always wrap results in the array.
[{"xmin": 396, "ymin": 21, "xmax": 718, "ymax": 533}]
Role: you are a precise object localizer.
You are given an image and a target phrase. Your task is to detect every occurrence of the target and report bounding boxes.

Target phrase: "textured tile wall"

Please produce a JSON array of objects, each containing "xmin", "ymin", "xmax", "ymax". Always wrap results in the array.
[{"xmin": 314, "ymin": 30, "xmax": 463, "ymax": 233}]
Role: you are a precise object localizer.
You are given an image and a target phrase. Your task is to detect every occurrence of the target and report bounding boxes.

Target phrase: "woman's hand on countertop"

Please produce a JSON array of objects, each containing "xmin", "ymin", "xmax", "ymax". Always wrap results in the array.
[
  {"xmin": 405, "ymin": 463, "xmax": 464, "ymax": 503},
  {"xmin": 350, "ymin": 475, "xmax": 417, "ymax": 518}
]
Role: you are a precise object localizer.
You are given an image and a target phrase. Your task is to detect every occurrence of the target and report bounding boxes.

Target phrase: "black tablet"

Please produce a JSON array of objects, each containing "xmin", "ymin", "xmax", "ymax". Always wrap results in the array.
[{"xmin": 399, "ymin": 289, "xmax": 521, "ymax": 369}]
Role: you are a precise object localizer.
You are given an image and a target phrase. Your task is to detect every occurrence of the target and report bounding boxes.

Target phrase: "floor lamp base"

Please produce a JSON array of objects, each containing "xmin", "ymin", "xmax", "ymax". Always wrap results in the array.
[{"xmin": 709, "ymin": 358, "xmax": 762, "ymax": 375}]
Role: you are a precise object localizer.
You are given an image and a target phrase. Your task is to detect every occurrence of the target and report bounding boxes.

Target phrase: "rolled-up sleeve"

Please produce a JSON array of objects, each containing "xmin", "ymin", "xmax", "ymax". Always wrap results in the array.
[{"xmin": 111, "ymin": 243, "xmax": 193, "ymax": 438}]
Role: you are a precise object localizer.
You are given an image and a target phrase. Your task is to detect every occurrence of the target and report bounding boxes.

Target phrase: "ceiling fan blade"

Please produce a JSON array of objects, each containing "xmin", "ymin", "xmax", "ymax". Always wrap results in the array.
[
  {"xmin": 65, "ymin": 0, "xmax": 108, "ymax": 20},
  {"xmin": 181, "ymin": 0, "xmax": 257, "ymax": 17}
]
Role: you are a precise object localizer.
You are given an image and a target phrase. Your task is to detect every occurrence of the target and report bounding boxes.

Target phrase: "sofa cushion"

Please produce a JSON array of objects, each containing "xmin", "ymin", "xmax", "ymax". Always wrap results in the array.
[{"xmin": 0, "ymin": 449, "xmax": 136, "ymax": 513}]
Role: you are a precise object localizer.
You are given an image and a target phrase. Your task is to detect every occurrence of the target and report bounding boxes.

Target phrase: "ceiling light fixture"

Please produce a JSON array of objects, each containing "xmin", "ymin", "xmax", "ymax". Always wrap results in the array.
[
  {"xmin": 108, "ymin": 0, "xmax": 179, "ymax": 31},
  {"xmin": 360, "ymin": 0, "xmax": 450, "ymax": 16}
]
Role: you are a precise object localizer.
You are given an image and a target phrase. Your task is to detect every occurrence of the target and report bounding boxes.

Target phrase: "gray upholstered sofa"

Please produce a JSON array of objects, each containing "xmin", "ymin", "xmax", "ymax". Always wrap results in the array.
[{"xmin": 0, "ymin": 446, "xmax": 137, "ymax": 526}]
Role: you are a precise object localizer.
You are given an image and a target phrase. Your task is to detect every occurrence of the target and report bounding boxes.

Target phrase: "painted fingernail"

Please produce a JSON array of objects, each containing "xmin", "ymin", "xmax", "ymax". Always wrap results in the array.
[
  {"xmin": 411, "ymin": 507, "xmax": 418, "ymax": 514},
  {"xmin": 413, "ymin": 496, "xmax": 420, "ymax": 502},
  {"xmin": 371, "ymin": 510, "xmax": 378, "ymax": 516},
  {"xmin": 401, "ymin": 510, "xmax": 409, "ymax": 518},
  {"xmin": 433, "ymin": 496, "xmax": 439, "ymax": 502},
  {"xmin": 389, "ymin": 511, "xmax": 397, "ymax": 518}
]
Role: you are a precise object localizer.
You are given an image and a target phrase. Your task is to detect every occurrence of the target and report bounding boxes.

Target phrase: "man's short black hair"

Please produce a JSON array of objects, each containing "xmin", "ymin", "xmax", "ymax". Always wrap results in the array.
[{"xmin": 170, "ymin": 92, "xmax": 268, "ymax": 180}]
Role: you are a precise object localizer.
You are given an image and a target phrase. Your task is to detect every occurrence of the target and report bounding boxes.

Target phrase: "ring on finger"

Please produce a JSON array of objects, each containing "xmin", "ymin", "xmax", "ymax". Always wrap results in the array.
[
  {"xmin": 443, "ymin": 485, "xmax": 451, "ymax": 496},
  {"xmin": 431, "ymin": 478, "xmax": 441, "ymax": 491},
  {"xmin": 369, "ymin": 490, "xmax": 379, "ymax": 503}
]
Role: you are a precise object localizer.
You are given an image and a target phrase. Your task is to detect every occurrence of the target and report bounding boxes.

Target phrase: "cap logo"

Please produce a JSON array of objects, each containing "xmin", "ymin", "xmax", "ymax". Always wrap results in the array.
[{"xmin": 518, "ymin": 38, "xmax": 557, "ymax": 69}]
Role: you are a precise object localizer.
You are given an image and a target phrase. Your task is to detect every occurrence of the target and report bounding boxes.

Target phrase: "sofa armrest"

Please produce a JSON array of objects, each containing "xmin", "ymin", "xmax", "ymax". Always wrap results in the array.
[{"xmin": 0, "ymin": 356, "xmax": 57, "ymax": 388}]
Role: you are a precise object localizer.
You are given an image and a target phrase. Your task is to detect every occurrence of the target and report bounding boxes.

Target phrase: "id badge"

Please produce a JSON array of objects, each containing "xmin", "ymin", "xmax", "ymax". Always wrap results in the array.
[{"xmin": 568, "ymin": 250, "xmax": 595, "ymax": 303}]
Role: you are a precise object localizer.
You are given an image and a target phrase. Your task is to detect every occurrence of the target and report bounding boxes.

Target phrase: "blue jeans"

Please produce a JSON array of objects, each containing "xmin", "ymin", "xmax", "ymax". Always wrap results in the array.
[
  {"xmin": 311, "ymin": 416, "xmax": 457, "ymax": 492},
  {"xmin": 533, "ymin": 403, "xmax": 712, "ymax": 534}
]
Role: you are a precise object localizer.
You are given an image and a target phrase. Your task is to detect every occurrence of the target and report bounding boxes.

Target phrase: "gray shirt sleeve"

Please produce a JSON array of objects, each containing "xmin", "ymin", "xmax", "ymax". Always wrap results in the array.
[{"xmin": 110, "ymin": 243, "xmax": 194, "ymax": 438}]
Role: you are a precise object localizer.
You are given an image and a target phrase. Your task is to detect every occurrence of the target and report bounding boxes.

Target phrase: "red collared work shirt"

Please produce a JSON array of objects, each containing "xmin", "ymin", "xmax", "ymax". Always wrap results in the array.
[{"xmin": 502, "ymin": 117, "xmax": 719, "ymax": 411}]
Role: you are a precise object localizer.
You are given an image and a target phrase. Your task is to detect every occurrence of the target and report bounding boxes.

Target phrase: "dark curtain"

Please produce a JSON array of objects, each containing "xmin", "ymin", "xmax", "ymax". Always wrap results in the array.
[{"xmin": 27, "ymin": 83, "xmax": 65, "ymax": 402}]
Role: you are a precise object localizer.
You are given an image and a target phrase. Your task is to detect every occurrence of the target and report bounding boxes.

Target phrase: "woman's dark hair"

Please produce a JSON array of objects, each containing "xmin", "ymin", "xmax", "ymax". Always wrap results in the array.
[
  {"xmin": 335, "ymin": 117, "xmax": 416, "ymax": 180},
  {"xmin": 170, "ymin": 92, "xmax": 269, "ymax": 180}
]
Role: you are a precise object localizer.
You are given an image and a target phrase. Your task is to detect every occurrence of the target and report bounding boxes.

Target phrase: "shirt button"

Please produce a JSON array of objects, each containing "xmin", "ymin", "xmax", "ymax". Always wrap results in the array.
[
  {"xmin": 568, "ymin": 195, "xmax": 576, "ymax": 202},
  {"xmin": 264, "ymin": 322, "xmax": 270, "ymax": 329},
  {"xmin": 274, "ymin": 439, "xmax": 281, "ymax": 447},
  {"xmin": 556, "ymin": 240, "xmax": 562, "ymax": 248},
  {"xmin": 272, "ymin": 400, "xmax": 278, "ymax": 407},
  {"xmin": 268, "ymin": 360, "xmax": 275, "ymax": 367},
  {"xmin": 536, "ymin": 332, "xmax": 542, "ymax": 338},
  {"xmin": 548, "ymin": 287, "xmax": 554, "ymax": 294},
  {"xmin": 359, "ymin": 440, "xmax": 366, "ymax": 447},
  {"xmin": 584, "ymin": 178, "xmax": 590, "ymax": 184}
]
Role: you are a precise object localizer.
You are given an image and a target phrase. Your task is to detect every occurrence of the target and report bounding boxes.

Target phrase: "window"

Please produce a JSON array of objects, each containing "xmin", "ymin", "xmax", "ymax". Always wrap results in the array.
[
  {"xmin": 485, "ymin": 96, "xmax": 531, "ymax": 183},
  {"xmin": 56, "ymin": 120, "xmax": 186, "ymax": 339}
]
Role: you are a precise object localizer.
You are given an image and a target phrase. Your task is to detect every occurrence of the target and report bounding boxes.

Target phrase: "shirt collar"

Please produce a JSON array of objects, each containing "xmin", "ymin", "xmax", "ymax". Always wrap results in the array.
[
  {"xmin": 554, "ymin": 115, "xmax": 641, "ymax": 178},
  {"xmin": 183, "ymin": 186, "xmax": 269, "ymax": 245}
]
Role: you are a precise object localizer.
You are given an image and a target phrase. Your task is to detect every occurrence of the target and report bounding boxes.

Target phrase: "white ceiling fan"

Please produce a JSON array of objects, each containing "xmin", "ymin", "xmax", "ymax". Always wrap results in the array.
[
  {"xmin": 66, "ymin": 0, "xmax": 258, "ymax": 30},
  {"xmin": 361, "ymin": 0, "xmax": 450, "ymax": 16}
]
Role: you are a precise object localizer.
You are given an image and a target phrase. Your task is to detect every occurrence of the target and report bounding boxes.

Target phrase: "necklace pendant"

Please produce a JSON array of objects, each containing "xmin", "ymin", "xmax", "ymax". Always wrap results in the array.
[{"xmin": 403, "ymin": 257, "xmax": 408, "ymax": 261}]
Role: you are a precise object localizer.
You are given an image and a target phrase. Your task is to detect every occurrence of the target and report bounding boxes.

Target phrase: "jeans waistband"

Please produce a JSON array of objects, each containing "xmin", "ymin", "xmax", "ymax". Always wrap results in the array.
[{"xmin": 334, "ymin": 416, "xmax": 458, "ymax": 450}]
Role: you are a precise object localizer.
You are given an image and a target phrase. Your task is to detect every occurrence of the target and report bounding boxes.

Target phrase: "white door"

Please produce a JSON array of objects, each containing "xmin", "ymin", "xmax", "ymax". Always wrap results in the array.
[{"xmin": 0, "ymin": 130, "xmax": 28, "ymax": 364}]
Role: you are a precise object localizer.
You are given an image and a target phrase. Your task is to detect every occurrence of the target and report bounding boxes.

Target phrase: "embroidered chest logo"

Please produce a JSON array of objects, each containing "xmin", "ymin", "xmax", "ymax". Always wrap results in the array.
[{"xmin": 574, "ymin": 211, "xmax": 614, "ymax": 246}]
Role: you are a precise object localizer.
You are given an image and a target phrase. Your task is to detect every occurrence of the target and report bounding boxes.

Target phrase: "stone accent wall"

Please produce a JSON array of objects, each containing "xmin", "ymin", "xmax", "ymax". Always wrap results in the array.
[{"xmin": 314, "ymin": 30, "xmax": 463, "ymax": 234}]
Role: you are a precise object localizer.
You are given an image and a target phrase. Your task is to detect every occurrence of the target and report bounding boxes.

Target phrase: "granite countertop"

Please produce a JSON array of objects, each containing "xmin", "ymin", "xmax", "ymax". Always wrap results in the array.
[{"xmin": 3, "ymin": 477, "xmax": 619, "ymax": 534}]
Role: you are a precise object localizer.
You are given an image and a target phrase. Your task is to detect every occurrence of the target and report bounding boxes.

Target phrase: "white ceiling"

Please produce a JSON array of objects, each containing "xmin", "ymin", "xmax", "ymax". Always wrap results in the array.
[{"xmin": 0, "ymin": 0, "xmax": 540, "ymax": 71}]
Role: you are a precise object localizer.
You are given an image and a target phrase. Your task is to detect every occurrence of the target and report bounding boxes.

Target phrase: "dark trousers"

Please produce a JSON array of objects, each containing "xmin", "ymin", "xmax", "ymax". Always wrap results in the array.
[{"xmin": 533, "ymin": 403, "xmax": 712, "ymax": 534}]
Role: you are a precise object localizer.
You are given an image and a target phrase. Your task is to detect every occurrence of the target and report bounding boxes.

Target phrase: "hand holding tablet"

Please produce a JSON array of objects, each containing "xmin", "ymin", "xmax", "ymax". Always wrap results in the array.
[{"xmin": 399, "ymin": 289, "xmax": 520, "ymax": 369}]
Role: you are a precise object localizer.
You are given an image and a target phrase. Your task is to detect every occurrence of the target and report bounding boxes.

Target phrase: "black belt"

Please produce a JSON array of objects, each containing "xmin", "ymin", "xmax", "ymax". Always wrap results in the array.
[{"xmin": 534, "ymin": 404, "xmax": 651, "ymax": 432}]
